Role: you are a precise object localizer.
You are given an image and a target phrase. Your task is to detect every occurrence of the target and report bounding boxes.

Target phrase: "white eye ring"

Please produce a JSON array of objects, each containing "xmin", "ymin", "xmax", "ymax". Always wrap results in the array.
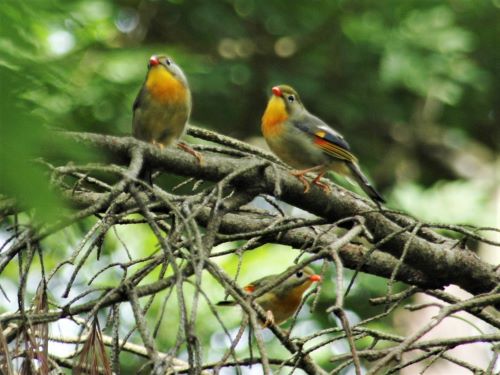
[
  {"xmin": 287, "ymin": 95, "xmax": 295, "ymax": 103},
  {"xmin": 295, "ymin": 271, "xmax": 303, "ymax": 278}
]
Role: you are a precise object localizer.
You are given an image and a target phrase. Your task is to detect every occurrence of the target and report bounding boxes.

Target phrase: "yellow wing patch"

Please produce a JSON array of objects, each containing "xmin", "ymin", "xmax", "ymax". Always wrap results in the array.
[
  {"xmin": 315, "ymin": 130, "xmax": 326, "ymax": 138},
  {"xmin": 146, "ymin": 66, "xmax": 187, "ymax": 104}
]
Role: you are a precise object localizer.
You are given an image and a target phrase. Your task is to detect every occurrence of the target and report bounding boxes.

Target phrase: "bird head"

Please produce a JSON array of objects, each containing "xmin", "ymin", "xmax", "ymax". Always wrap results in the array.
[
  {"xmin": 262, "ymin": 84, "xmax": 304, "ymax": 131},
  {"xmin": 145, "ymin": 54, "xmax": 189, "ymax": 103},
  {"xmin": 147, "ymin": 55, "xmax": 188, "ymax": 85},
  {"xmin": 270, "ymin": 84, "xmax": 303, "ymax": 114},
  {"xmin": 245, "ymin": 266, "xmax": 321, "ymax": 298},
  {"xmin": 272, "ymin": 83, "xmax": 301, "ymax": 102},
  {"xmin": 274, "ymin": 266, "xmax": 321, "ymax": 298}
]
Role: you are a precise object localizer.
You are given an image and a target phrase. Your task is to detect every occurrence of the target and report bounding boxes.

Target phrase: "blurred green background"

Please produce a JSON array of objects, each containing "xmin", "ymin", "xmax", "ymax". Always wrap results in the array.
[{"xmin": 0, "ymin": 0, "xmax": 498, "ymax": 373}]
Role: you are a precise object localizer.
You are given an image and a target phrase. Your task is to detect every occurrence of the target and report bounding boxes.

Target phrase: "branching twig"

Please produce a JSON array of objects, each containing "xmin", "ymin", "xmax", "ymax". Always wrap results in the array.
[{"xmin": 1, "ymin": 128, "xmax": 498, "ymax": 374}]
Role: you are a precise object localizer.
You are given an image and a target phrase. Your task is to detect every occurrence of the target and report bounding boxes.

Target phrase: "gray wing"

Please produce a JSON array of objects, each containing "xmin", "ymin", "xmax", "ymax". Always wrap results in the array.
[
  {"xmin": 132, "ymin": 86, "xmax": 145, "ymax": 112},
  {"xmin": 291, "ymin": 114, "xmax": 357, "ymax": 162}
]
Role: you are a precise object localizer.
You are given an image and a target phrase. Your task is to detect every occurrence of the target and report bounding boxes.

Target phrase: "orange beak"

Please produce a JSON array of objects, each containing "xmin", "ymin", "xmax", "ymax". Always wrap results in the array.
[
  {"xmin": 309, "ymin": 274, "xmax": 321, "ymax": 282},
  {"xmin": 149, "ymin": 55, "xmax": 160, "ymax": 66},
  {"xmin": 272, "ymin": 86, "xmax": 282, "ymax": 97}
]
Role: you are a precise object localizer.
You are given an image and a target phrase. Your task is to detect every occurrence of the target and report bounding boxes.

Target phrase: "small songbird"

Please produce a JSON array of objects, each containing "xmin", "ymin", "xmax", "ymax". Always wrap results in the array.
[
  {"xmin": 217, "ymin": 266, "xmax": 322, "ymax": 326},
  {"xmin": 261, "ymin": 84, "xmax": 385, "ymax": 205},
  {"xmin": 133, "ymin": 55, "xmax": 201, "ymax": 179}
]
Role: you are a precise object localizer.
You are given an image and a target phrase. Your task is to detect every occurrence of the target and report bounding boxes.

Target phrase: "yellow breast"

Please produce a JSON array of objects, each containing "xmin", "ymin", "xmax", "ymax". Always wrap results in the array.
[
  {"xmin": 258, "ymin": 280, "xmax": 313, "ymax": 325},
  {"xmin": 146, "ymin": 66, "xmax": 187, "ymax": 104},
  {"xmin": 261, "ymin": 96, "xmax": 288, "ymax": 138}
]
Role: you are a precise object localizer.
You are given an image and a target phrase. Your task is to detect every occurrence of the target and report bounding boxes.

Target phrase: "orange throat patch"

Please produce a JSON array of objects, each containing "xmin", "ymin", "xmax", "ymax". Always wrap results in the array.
[
  {"xmin": 291, "ymin": 280, "xmax": 313, "ymax": 299},
  {"xmin": 146, "ymin": 66, "xmax": 187, "ymax": 104},
  {"xmin": 261, "ymin": 96, "xmax": 288, "ymax": 138},
  {"xmin": 279, "ymin": 281, "xmax": 313, "ymax": 312}
]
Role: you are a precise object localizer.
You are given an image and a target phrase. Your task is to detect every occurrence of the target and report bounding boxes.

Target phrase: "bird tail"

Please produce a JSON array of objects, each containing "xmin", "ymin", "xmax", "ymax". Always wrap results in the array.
[
  {"xmin": 216, "ymin": 300, "xmax": 237, "ymax": 307},
  {"xmin": 346, "ymin": 162, "xmax": 385, "ymax": 205}
]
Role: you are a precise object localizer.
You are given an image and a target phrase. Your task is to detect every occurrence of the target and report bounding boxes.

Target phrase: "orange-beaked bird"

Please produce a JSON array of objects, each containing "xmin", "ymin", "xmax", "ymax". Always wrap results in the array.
[
  {"xmin": 261, "ymin": 84, "xmax": 385, "ymax": 205},
  {"xmin": 217, "ymin": 266, "xmax": 322, "ymax": 326},
  {"xmin": 133, "ymin": 55, "xmax": 201, "ymax": 180}
]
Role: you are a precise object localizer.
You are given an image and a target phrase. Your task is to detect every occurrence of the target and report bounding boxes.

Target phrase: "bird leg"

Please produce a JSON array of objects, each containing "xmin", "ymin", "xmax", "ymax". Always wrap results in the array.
[
  {"xmin": 311, "ymin": 171, "xmax": 331, "ymax": 193},
  {"xmin": 151, "ymin": 140, "xmax": 164, "ymax": 150},
  {"xmin": 177, "ymin": 142, "xmax": 204, "ymax": 165},
  {"xmin": 291, "ymin": 171, "xmax": 311, "ymax": 193},
  {"xmin": 291, "ymin": 166, "xmax": 323, "ymax": 193},
  {"xmin": 262, "ymin": 310, "xmax": 275, "ymax": 328}
]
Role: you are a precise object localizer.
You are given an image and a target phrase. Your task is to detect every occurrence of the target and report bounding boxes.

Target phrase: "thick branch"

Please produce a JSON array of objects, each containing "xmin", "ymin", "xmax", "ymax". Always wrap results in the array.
[
  {"xmin": 62, "ymin": 131, "xmax": 498, "ymax": 296},
  {"xmin": 62, "ymin": 189, "xmax": 435, "ymax": 289}
]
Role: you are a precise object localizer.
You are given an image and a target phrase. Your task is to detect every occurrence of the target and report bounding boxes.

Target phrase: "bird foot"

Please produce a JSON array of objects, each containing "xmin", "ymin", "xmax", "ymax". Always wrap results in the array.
[
  {"xmin": 291, "ymin": 166, "xmax": 326, "ymax": 193},
  {"xmin": 291, "ymin": 170, "xmax": 311, "ymax": 193},
  {"xmin": 262, "ymin": 310, "xmax": 275, "ymax": 328},
  {"xmin": 178, "ymin": 142, "xmax": 204, "ymax": 165},
  {"xmin": 312, "ymin": 173, "xmax": 331, "ymax": 193},
  {"xmin": 151, "ymin": 140, "xmax": 164, "ymax": 150}
]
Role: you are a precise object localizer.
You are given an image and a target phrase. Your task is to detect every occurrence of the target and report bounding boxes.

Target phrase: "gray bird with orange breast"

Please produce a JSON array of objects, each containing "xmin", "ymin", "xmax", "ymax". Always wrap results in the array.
[
  {"xmin": 133, "ymin": 55, "xmax": 201, "ymax": 181},
  {"xmin": 261, "ymin": 84, "xmax": 385, "ymax": 205}
]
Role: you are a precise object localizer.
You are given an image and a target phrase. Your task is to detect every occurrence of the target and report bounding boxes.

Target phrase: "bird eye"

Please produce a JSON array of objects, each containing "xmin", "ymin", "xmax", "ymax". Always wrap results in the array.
[
  {"xmin": 166, "ymin": 58, "xmax": 172, "ymax": 66},
  {"xmin": 295, "ymin": 271, "xmax": 303, "ymax": 278},
  {"xmin": 287, "ymin": 95, "xmax": 295, "ymax": 103}
]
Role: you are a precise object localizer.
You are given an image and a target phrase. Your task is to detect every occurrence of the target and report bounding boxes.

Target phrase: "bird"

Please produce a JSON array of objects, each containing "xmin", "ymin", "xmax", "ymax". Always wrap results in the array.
[
  {"xmin": 217, "ymin": 266, "xmax": 321, "ymax": 326},
  {"xmin": 261, "ymin": 84, "xmax": 385, "ymax": 205},
  {"xmin": 132, "ymin": 54, "xmax": 201, "ymax": 181}
]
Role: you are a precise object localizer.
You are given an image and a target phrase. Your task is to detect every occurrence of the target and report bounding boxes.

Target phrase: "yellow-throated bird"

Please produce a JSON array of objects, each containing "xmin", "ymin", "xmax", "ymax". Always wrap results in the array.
[
  {"xmin": 133, "ymin": 55, "xmax": 201, "ymax": 181},
  {"xmin": 261, "ymin": 85, "xmax": 385, "ymax": 205},
  {"xmin": 217, "ymin": 266, "xmax": 321, "ymax": 326}
]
